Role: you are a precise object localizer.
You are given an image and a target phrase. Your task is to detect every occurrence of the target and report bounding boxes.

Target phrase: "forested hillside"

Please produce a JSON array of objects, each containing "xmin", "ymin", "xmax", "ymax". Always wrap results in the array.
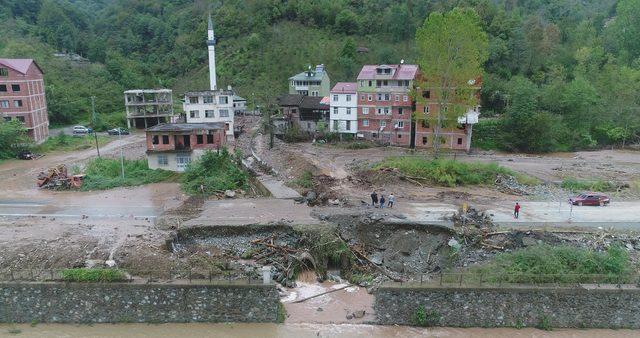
[{"xmin": 1, "ymin": 0, "xmax": 639, "ymax": 151}]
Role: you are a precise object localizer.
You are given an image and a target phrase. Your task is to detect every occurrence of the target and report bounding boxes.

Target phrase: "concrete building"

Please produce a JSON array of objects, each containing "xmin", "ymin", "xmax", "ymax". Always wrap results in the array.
[
  {"xmin": 329, "ymin": 82, "xmax": 357, "ymax": 134},
  {"xmin": 232, "ymin": 95, "xmax": 247, "ymax": 115},
  {"xmin": 124, "ymin": 89, "xmax": 174, "ymax": 129},
  {"xmin": 288, "ymin": 64, "xmax": 331, "ymax": 97},
  {"xmin": 414, "ymin": 78, "xmax": 481, "ymax": 152},
  {"xmin": 0, "ymin": 58, "xmax": 49, "ymax": 143},
  {"xmin": 183, "ymin": 89, "xmax": 234, "ymax": 138},
  {"xmin": 276, "ymin": 94, "xmax": 329, "ymax": 133},
  {"xmin": 356, "ymin": 64, "xmax": 417, "ymax": 146},
  {"xmin": 146, "ymin": 123, "xmax": 226, "ymax": 172}
]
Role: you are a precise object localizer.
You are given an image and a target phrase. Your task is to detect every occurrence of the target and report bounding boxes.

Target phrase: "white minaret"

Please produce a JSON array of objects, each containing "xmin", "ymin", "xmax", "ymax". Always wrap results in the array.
[{"xmin": 207, "ymin": 13, "xmax": 217, "ymax": 90}]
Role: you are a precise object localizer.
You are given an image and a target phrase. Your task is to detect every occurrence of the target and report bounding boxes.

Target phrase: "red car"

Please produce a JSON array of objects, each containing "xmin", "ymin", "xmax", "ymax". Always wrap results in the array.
[{"xmin": 570, "ymin": 193, "xmax": 610, "ymax": 206}]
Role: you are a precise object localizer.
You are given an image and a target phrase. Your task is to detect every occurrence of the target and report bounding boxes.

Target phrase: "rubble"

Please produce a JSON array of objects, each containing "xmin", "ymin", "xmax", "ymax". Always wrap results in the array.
[
  {"xmin": 494, "ymin": 174, "xmax": 531, "ymax": 196},
  {"xmin": 36, "ymin": 164, "xmax": 84, "ymax": 190}
]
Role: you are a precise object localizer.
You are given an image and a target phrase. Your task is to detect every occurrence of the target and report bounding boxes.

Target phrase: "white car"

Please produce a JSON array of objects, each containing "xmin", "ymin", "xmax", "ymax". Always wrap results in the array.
[{"xmin": 72, "ymin": 126, "xmax": 90, "ymax": 136}]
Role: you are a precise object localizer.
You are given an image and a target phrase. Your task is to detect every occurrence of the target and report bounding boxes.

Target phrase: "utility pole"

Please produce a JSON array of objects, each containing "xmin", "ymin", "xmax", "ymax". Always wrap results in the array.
[
  {"xmin": 119, "ymin": 130, "xmax": 125, "ymax": 179},
  {"xmin": 91, "ymin": 96, "xmax": 100, "ymax": 158}
]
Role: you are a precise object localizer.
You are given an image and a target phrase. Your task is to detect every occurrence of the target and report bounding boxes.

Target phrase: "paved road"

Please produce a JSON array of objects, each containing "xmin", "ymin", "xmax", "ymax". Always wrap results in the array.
[{"xmin": 0, "ymin": 198, "xmax": 161, "ymax": 220}]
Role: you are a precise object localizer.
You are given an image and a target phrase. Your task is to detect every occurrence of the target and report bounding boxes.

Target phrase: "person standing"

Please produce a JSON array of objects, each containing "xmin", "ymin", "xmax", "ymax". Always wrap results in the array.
[
  {"xmin": 379, "ymin": 195, "xmax": 386, "ymax": 209},
  {"xmin": 514, "ymin": 202, "xmax": 521, "ymax": 219},
  {"xmin": 388, "ymin": 193, "xmax": 395, "ymax": 208},
  {"xmin": 371, "ymin": 191, "xmax": 378, "ymax": 207}
]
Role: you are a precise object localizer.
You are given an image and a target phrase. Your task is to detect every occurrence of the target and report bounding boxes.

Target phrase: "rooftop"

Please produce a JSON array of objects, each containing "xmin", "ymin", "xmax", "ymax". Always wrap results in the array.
[
  {"xmin": 124, "ymin": 89, "xmax": 173, "ymax": 94},
  {"xmin": 357, "ymin": 64, "xmax": 419, "ymax": 81},
  {"xmin": 184, "ymin": 89, "xmax": 235, "ymax": 96},
  {"xmin": 331, "ymin": 82, "xmax": 357, "ymax": 93},
  {"xmin": 0, "ymin": 58, "xmax": 41, "ymax": 75},
  {"xmin": 277, "ymin": 94, "xmax": 304, "ymax": 106},
  {"xmin": 146, "ymin": 123, "xmax": 226, "ymax": 132},
  {"xmin": 289, "ymin": 64, "xmax": 328, "ymax": 81},
  {"xmin": 233, "ymin": 95, "xmax": 246, "ymax": 101},
  {"xmin": 301, "ymin": 96, "xmax": 329, "ymax": 110}
]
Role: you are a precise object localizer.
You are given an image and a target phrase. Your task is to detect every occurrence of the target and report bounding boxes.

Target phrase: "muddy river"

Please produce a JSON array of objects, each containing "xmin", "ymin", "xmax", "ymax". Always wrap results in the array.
[{"xmin": 0, "ymin": 323, "xmax": 637, "ymax": 338}]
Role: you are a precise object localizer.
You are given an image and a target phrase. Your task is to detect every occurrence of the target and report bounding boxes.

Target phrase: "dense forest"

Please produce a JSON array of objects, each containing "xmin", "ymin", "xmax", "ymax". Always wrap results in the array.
[{"xmin": 1, "ymin": 0, "xmax": 639, "ymax": 152}]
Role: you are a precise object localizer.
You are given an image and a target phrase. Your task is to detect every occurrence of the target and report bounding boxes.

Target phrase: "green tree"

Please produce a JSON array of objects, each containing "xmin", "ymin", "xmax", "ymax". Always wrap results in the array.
[
  {"xmin": 0, "ymin": 120, "xmax": 31, "ymax": 159},
  {"xmin": 414, "ymin": 7, "xmax": 489, "ymax": 155}
]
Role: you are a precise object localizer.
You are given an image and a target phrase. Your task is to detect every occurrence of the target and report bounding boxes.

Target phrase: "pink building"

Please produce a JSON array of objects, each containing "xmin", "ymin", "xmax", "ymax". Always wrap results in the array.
[
  {"xmin": 0, "ymin": 59, "xmax": 49, "ymax": 143},
  {"xmin": 356, "ymin": 64, "xmax": 418, "ymax": 146}
]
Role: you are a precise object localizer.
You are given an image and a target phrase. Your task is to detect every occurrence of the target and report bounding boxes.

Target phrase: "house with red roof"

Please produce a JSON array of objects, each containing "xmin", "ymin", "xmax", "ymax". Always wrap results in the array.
[
  {"xmin": 356, "ymin": 64, "xmax": 417, "ymax": 146},
  {"xmin": 0, "ymin": 58, "xmax": 49, "ymax": 143}
]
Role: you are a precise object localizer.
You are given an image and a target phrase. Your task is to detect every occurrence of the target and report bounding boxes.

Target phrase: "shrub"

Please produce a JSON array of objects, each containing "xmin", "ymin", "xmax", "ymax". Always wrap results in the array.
[
  {"xmin": 473, "ymin": 119, "xmax": 501, "ymax": 150},
  {"xmin": 61, "ymin": 268, "xmax": 127, "ymax": 282},
  {"xmin": 181, "ymin": 149, "xmax": 248, "ymax": 195},
  {"xmin": 561, "ymin": 178, "xmax": 617, "ymax": 192},
  {"xmin": 412, "ymin": 306, "xmax": 440, "ymax": 327},
  {"xmin": 471, "ymin": 245, "xmax": 632, "ymax": 284},
  {"xmin": 82, "ymin": 158, "xmax": 175, "ymax": 190},
  {"xmin": 374, "ymin": 157, "xmax": 535, "ymax": 187},
  {"xmin": 292, "ymin": 170, "xmax": 314, "ymax": 189}
]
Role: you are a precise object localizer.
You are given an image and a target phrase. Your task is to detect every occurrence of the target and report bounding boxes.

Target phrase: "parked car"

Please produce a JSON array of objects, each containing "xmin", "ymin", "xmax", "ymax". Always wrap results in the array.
[
  {"xmin": 72, "ymin": 125, "xmax": 90, "ymax": 136},
  {"xmin": 570, "ymin": 193, "xmax": 610, "ymax": 206},
  {"xmin": 107, "ymin": 127, "xmax": 130, "ymax": 135}
]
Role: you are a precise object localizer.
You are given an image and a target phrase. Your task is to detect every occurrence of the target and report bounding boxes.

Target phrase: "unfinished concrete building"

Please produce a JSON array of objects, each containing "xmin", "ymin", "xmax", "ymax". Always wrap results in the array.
[{"xmin": 124, "ymin": 89, "xmax": 174, "ymax": 129}]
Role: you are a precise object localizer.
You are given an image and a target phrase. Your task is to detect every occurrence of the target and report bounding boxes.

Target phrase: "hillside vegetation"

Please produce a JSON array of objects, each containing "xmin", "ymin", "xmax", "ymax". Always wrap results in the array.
[{"xmin": 1, "ymin": 0, "xmax": 639, "ymax": 151}]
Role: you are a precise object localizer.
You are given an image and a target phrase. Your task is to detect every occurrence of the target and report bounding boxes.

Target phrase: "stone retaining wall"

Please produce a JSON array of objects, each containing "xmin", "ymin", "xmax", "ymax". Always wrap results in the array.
[
  {"xmin": 375, "ymin": 285, "xmax": 640, "ymax": 328},
  {"xmin": 0, "ymin": 282, "xmax": 279, "ymax": 323}
]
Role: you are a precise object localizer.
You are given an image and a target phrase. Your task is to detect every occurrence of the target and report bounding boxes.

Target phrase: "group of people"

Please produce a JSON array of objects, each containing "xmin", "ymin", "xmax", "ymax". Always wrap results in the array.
[{"xmin": 370, "ymin": 191, "xmax": 395, "ymax": 209}]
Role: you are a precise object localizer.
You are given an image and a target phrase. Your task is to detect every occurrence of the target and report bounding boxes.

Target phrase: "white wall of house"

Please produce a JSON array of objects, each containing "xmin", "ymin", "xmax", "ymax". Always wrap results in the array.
[
  {"xmin": 147, "ymin": 149, "xmax": 208, "ymax": 172},
  {"xmin": 329, "ymin": 92, "xmax": 357, "ymax": 134},
  {"xmin": 183, "ymin": 93, "xmax": 234, "ymax": 136}
]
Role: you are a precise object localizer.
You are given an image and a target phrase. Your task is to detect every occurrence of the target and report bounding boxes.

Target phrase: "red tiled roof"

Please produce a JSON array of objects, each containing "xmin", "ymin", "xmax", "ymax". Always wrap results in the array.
[
  {"xmin": 0, "ymin": 58, "xmax": 39, "ymax": 74},
  {"xmin": 331, "ymin": 82, "xmax": 357, "ymax": 93},
  {"xmin": 357, "ymin": 64, "xmax": 419, "ymax": 80}
]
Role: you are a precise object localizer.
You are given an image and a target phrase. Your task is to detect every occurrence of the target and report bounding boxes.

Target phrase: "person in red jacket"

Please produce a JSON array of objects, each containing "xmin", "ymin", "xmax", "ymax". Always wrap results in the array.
[{"xmin": 514, "ymin": 202, "xmax": 521, "ymax": 219}]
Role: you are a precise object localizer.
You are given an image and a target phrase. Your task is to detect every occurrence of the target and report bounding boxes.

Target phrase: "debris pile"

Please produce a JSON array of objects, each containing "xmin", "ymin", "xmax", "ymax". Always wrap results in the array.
[
  {"xmin": 36, "ymin": 165, "xmax": 84, "ymax": 190},
  {"xmin": 494, "ymin": 174, "xmax": 531, "ymax": 196},
  {"xmin": 450, "ymin": 206, "xmax": 495, "ymax": 229}
]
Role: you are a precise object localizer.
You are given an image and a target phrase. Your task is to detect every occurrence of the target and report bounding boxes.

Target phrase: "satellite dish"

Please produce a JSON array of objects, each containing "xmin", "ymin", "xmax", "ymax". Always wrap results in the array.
[{"xmin": 400, "ymin": 59, "xmax": 405, "ymax": 64}]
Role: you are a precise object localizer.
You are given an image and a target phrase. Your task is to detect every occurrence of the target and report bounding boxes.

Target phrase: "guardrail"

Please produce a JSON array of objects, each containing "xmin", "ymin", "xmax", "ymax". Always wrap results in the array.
[
  {"xmin": 388, "ymin": 272, "xmax": 639, "ymax": 287},
  {"xmin": 0, "ymin": 268, "xmax": 265, "ymax": 285}
]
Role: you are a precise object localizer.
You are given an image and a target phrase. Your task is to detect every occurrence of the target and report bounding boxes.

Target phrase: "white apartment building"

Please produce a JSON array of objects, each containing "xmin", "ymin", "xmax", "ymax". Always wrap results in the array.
[
  {"xmin": 329, "ymin": 82, "xmax": 357, "ymax": 134},
  {"xmin": 183, "ymin": 89, "xmax": 235, "ymax": 137}
]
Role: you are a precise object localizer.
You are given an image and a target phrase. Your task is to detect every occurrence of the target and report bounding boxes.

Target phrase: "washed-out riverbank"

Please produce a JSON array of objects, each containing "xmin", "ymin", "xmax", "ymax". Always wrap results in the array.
[{"xmin": 1, "ymin": 323, "xmax": 639, "ymax": 338}]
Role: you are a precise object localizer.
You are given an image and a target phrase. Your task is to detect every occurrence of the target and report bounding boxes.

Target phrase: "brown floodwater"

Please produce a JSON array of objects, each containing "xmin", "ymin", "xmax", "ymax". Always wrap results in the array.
[{"xmin": 0, "ymin": 323, "xmax": 638, "ymax": 338}]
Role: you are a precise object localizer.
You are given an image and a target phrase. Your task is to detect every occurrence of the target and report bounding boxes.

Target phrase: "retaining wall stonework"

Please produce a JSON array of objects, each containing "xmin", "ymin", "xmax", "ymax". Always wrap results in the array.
[
  {"xmin": 374, "ymin": 285, "xmax": 640, "ymax": 328},
  {"xmin": 0, "ymin": 282, "xmax": 279, "ymax": 323}
]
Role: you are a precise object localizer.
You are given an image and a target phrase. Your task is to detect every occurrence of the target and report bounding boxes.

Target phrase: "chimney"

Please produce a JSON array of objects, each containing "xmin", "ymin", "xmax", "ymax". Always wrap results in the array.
[
  {"xmin": 315, "ymin": 64, "xmax": 324, "ymax": 73},
  {"xmin": 227, "ymin": 85, "xmax": 232, "ymax": 90}
]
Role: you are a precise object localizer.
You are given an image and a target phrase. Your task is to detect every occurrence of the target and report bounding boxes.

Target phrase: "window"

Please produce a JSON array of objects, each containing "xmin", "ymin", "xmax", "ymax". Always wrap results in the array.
[
  {"xmin": 188, "ymin": 96, "xmax": 198, "ymax": 104},
  {"xmin": 395, "ymin": 95, "xmax": 399, "ymax": 101},
  {"xmin": 333, "ymin": 95, "xmax": 338, "ymax": 102},
  {"xmin": 0, "ymin": 85, "xmax": 6, "ymax": 92},
  {"xmin": 368, "ymin": 94, "xmax": 372, "ymax": 101},
  {"xmin": 403, "ymin": 95, "xmax": 408, "ymax": 102},
  {"xmin": 368, "ymin": 80, "xmax": 372, "ymax": 87},
  {"xmin": 3, "ymin": 116, "xmax": 10, "ymax": 122},
  {"xmin": 0, "ymin": 68, "xmax": 7, "ymax": 76},
  {"xmin": 377, "ymin": 93, "xmax": 383, "ymax": 101},
  {"xmin": 162, "ymin": 135, "xmax": 169, "ymax": 144},
  {"xmin": 311, "ymin": 91, "xmax": 318, "ymax": 96},
  {"xmin": 346, "ymin": 95, "xmax": 351, "ymax": 102},
  {"xmin": 360, "ymin": 81, "xmax": 364, "ymax": 87},
  {"xmin": 376, "ymin": 80, "xmax": 381, "ymax": 88},
  {"xmin": 190, "ymin": 110, "xmax": 199, "ymax": 118},
  {"xmin": 380, "ymin": 121, "xmax": 386, "ymax": 128},
  {"xmin": 346, "ymin": 107, "xmax": 351, "ymax": 115},
  {"xmin": 398, "ymin": 108, "xmax": 403, "ymax": 115},
  {"xmin": 383, "ymin": 107, "xmax": 390, "ymax": 115},
  {"xmin": 346, "ymin": 120, "xmax": 351, "ymax": 130},
  {"xmin": 360, "ymin": 94, "xmax": 365, "ymax": 101},
  {"xmin": 362, "ymin": 107, "xmax": 369, "ymax": 115},
  {"xmin": 13, "ymin": 100, "xmax": 22, "ymax": 108},
  {"xmin": 205, "ymin": 110, "xmax": 215, "ymax": 118},
  {"xmin": 219, "ymin": 96, "xmax": 228, "ymax": 104},
  {"xmin": 377, "ymin": 108, "xmax": 383, "ymax": 115},
  {"xmin": 157, "ymin": 155, "xmax": 168, "ymax": 166},
  {"xmin": 177, "ymin": 155, "xmax": 191, "ymax": 168},
  {"xmin": 423, "ymin": 90, "xmax": 431, "ymax": 99},
  {"xmin": 219, "ymin": 109, "xmax": 229, "ymax": 117},
  {"xmin": 152, "ymin": 135, "xmax": 159, "ymax": 144},
  {"xmin": 384, "ymin": 94, "xmax": 390, "ymax": 101},
  {"xmin": 16, "ymin": 116, "xmax": 24, "ymax": 122},
  {"xmin": 397, "ymin": 121, "xmax": 404, "ymax": 128},
  {"xmin": 0, "ymin": 100, "xmax": 8, "ymax": 108},
  {"xmin": 457, "ymin": 138, "xmax": 463, "ymax": 145},
  {"xmin": 196, "ymin": 135, "xmax": 204, "ymax": 144},
  {"xmin": 383, "ymin": 80, "xmax": 388, "ymax": 86},
  {"xmin": 423, "ymin": 106, "xmax": 429, "ymax": 114},
  {"xmin": 363, "ymin": 119, "xmax": 369, "ymax": 127},
  {"xmin": 333, "ymin": 107, "xmax": 338, "ymax": 115},
  {"xmin": 422, "ymin": 137, "xmax": 428, "ymax": 145},
  {"xmin": 206, "ymin": 134, "xmax": 214, "ymax": 144},
  {"xmin": 203, "ymin": 96, "xmax": 214, "ymax": 103},
  {"xmin": 421, "ymin": 120, "xmax": 430, "ymax": 128}
]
